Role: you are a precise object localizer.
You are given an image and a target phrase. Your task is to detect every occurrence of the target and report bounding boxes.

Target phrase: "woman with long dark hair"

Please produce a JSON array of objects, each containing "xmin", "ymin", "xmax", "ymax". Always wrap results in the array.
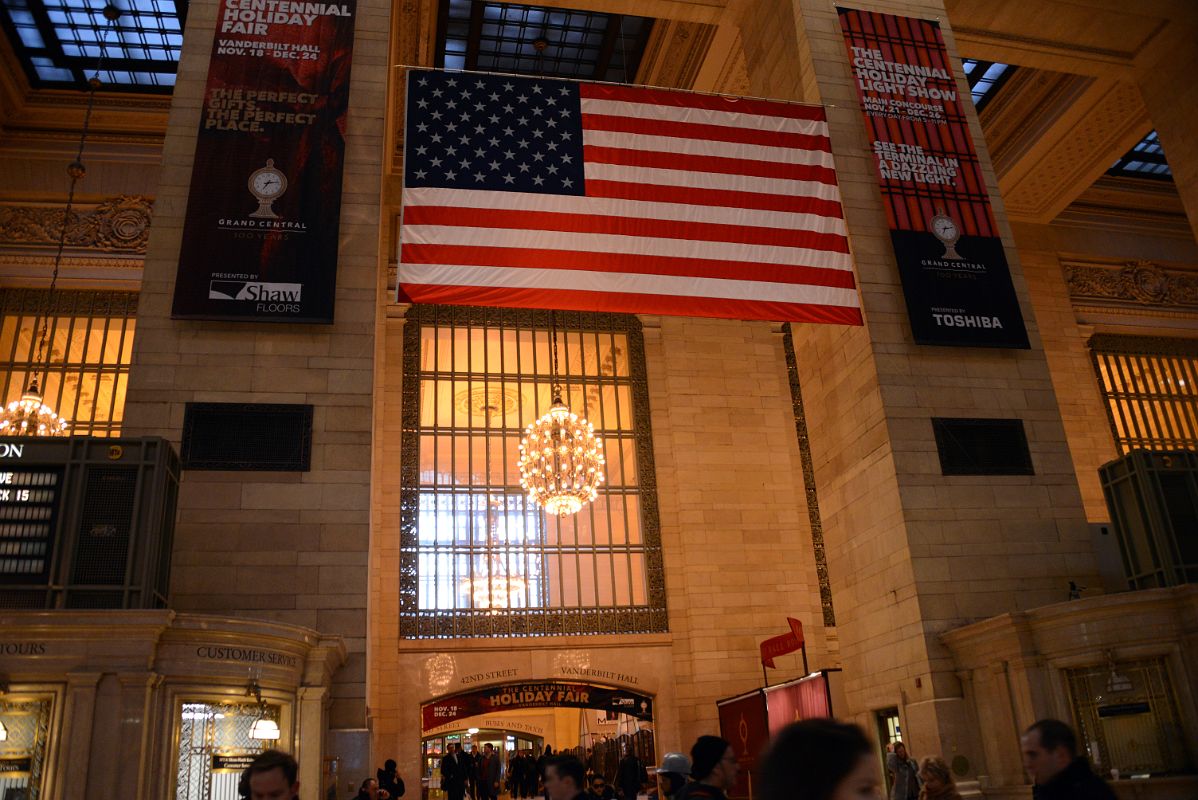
[{"xmin": 759, "ymin": 719, "xmax": 881, "ymax": 800}]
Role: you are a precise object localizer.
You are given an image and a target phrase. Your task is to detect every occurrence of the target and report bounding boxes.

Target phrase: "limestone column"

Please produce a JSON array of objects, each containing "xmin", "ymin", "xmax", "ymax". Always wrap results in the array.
[
  {"xmin": 1132, "ymin": 14, "xmax": 1198, "ymax": 243},
  {"xmin": 733, "ymin": 0, "xmax": 1099, "ymax": 777},
  {"xmin": 114, "ymin": 672, "xmax": 162, "ymax": 800},
  {"xmin": 56, "ymin": 672, "xmax": 100, "ymax": 800},
  {"xmin": 296, "ymin": 684, "xmax": 332, "ymax": 797}
]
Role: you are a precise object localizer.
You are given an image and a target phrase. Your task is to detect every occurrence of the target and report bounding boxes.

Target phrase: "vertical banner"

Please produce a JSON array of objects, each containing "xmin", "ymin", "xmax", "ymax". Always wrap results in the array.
[
  {"xmin": 837, "ymin": 8, "xmax": 1029, "ymax": 348},
  {"xmin": 716, "ymin": 691, "xmax": 769, "ymax": 800},
  {"xmin": 170, "ymin": 0, "xmax": 356, "ymax": 323}
]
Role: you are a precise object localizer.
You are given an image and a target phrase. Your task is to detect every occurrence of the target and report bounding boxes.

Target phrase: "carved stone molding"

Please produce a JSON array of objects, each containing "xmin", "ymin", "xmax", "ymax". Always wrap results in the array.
[
  {"xmin": 1065, "ymin": 259, "xmax": 1198, "ymax": 308},
  {"xmin": 0, "ymin": 195, "xmax": 153, "ymax": 254}
]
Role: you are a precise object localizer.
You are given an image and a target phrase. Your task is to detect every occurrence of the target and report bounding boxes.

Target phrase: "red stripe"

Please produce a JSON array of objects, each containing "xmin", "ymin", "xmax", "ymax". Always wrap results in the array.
[
  {"xmin": 586, "ymin": 180, "xmax": 846, "ymax": 218},
  {"xmin": 579, "ymin": 82, "xmax": 829, "ymax": 123},
  {"xmin": 403, "ymin": 206, "xmax": 850, "ymax": 253},
  {"xmin": 583, "ymin": 145, "xmax": 839, "ymax": 185},
  {"xmin": 401, "ymin": 244, "xmax": 858, "ymax": 289},
  {"xmin": 583, "ymin": 113, "xmax": 833, "ymax": 152},
  {"xmin": 399, "ymin": 283, "xmax": 864, "ymax": 325}
]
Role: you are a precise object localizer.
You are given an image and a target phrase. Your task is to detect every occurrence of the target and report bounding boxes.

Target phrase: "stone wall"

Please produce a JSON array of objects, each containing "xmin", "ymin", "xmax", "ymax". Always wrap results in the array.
[{"xmin": 121, "ymin": 0, "xmax": 390, "ymax": 729}]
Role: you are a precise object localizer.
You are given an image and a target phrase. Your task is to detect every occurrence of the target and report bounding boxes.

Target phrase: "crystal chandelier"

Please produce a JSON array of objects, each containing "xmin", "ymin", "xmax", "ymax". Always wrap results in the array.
[
  {"xmin": 518, "ymin": 313, "xmax": 606, "ymax": 516},
  {"xmin": 0, "ymin": 382, "xmax": 70, "ymax": 436},
  {"xmin": 463, "ymin": 574, "xmax": 528, "ymax": 610},
  {"xmin": 0, "ymin": 6, "xmax": 121, "ymax": 437}
]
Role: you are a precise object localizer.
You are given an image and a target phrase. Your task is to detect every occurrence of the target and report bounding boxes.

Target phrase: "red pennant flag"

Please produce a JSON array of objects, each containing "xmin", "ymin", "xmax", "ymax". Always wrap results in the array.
[{"xmin": 760, "ymin": 617, "xmax": 805, "ymax": 668}]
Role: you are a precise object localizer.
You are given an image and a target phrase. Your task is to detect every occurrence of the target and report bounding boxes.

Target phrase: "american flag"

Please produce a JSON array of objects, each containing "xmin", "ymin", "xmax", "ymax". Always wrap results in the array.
[{"xmin": 398, "ymin": 69, "xmax": 861, "ymax": 324}]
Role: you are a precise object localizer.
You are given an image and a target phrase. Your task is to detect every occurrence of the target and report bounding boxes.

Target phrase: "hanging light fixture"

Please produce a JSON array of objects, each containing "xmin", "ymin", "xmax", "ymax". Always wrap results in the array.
[
  {"xmin": 246, "ymin": 678, "xmax": 281, "ymax": 740},
  {"xmin": 0, "ymin": 5, "xmax": 121, "ymax": 437},
  {"xmin": 518, "ymin": 313, "xmax": 605, "ymax": 516}
]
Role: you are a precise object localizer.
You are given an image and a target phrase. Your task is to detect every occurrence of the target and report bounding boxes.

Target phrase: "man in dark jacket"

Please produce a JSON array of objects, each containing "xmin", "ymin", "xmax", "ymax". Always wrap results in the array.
[
  {"xmin": 544, "ymin": 755, "xmax": 588, "ymax": 800},
  {"xmin": 675, "ymin": 737, "xmax": 737, "ymax": 800},
  {"xmin": 378, "ymin": 759, "xmax": 405, "ymax": 800},
  {"xmin": 1021, "ymin": 719, "xmax": 1116, "ymax": 800},
  {"xmin": 478, "ymin": 743, "xmax": 503, "ymax": 800},
  {"xmin": 443, "ymin": 744, "xmax": 467, "ymax": 800},
  {"xmin": 615, "ymin": 749, "xmax": 646, "ymax": 800}
]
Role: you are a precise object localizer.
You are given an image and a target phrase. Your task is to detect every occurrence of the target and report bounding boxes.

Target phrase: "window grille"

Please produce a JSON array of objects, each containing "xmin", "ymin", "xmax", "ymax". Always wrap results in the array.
[
  {"xmin": 1090, "ymin": 335, "xmax": 1198, "ymax": 453},
  {"xmin": 0, "ymin": 697, "xmax": 51, "ymax": 800},
  {"xmin": 1064, "ymin": 657, "xmax": 1190, "ymax": 775},
  {"xmin": 174, "ymin": 702, "xmax": 279, "ymax": 800},
  {"xmin": 400, "ymin": 305, "xmax": 666, "ymax": 638},
  {"xmin": 0, "ymin": 289, "xmax": 137, "ymax": 437}
]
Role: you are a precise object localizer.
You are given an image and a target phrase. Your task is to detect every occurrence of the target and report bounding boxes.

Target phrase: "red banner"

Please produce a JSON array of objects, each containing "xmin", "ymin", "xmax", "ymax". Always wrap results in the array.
[
  {"xmin": 172, "ymin": 0, "xmax": 356, "ymax": 322},
  {"xmin": 716, "ymin": 692, "xmax": 769, "ymax": 800},
  {"xmin": 765, "ymin": 673, "xmax": 830, "ymax": 733},
  {"xmin": 759, "ymin": 617, "xmax": 804, "ymax": 668},
  {"xmin": 836, "ymin": 7, "xmax": 1028, "ymax": 348},
  {"xmin": 421, "ymin": 681, "xmax": 653, "ymax": 731}
]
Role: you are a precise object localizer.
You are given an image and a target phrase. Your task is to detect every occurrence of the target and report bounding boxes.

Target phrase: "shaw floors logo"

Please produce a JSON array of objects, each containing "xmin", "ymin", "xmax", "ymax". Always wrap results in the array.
[{"xmin": 209, "ymin": 280, "xmax": 303, "ymax": 313}]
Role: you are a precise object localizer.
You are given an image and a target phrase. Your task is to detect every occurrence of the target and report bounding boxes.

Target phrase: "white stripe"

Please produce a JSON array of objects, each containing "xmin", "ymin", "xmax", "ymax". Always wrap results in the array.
[
  {"xmin": 401, "ymin": 225, "xmax": 854, "ymax": 272},
  {"xmin": 584, "ymin": 162, "xmax": 843, "ymax": 202},
  {"xmin": 583, "ymin": 129, "xmax": 837, "ymax": 170},
  {"xmin": 399, "ymin": 263, "xmax": 860, "ymax": 308},
  {"xmin": 581, "ymin": 98, "xmax": 829, "ymax": 138},
  {"xmin": 402, "ymin": 188, "xmax": 848, "ymax": 239}
]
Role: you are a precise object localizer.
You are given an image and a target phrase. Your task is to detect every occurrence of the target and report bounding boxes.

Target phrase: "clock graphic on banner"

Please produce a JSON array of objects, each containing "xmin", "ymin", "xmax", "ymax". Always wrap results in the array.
[
  {"xmin": 929, "ymin": 209, "xmax": 963, "ymax": 261},
  {"xmin": 248, "ymin": 159, "xmax": 288, "ymax": 219}
]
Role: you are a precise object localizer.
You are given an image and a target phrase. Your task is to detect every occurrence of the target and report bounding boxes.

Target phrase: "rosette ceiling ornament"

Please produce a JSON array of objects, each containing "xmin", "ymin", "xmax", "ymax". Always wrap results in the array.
[
  {"xmin": 517, "ymin": 312, "xmax": 606, "ymax": 516},
  {"xmin": 0, "ymin": 5, "xmax": 123, "ymax": 437}
]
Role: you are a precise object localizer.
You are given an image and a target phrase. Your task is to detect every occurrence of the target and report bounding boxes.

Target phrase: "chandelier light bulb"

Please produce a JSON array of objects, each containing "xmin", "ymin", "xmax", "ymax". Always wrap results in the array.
[
  {"xmin": 518, "ymin": 397, "xmax": 605, "ymax": 517},
  {"xmin": 0, "ymin": 380, "xmax": 70, "ymax": 437}
]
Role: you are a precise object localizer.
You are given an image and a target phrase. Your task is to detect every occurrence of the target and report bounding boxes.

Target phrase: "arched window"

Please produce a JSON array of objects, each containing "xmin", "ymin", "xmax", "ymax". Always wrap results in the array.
[{"xmin": 399, "ymin": 305, "xmax": 666, "ymax": 638}]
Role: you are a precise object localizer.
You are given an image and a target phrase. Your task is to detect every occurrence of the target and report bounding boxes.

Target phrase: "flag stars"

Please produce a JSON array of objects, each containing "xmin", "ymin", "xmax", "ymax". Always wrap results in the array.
[{"xmin": 407, "ymin": 72, "xmax": 584, "ymax": 196}]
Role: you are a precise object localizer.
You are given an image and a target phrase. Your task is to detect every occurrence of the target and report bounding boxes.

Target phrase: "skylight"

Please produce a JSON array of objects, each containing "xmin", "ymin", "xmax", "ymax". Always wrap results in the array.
[
  {"xmin": 961, "ymin": 59, "xmax": 1014, "ymax": 110},
  {"xmin": 1108, "ymin": 130, "xmax": 1172, "ymax": 179},
  {"xmin": 0, "ymin": 0, "xmax": 186, "ymax": 92},
  {"xmin": 436, "ymin": 0, "xmax": 652, "ymax": 84}
]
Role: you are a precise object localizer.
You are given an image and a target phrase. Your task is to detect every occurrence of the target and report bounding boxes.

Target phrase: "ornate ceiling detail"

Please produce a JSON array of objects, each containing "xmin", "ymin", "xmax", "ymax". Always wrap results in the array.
[
  {"xmin": 998, "ymin": 79, "xmax": 1149, "ymax": 223},
  {"xmin": 1065, "ymin": 259, "xmax": 1198, "ymax": 308},
  {"xmin": 637, "ymin": 20, "xmax": 716, "ymax": 91},
  {"xmin": 0, "ymin": 195, "xmax": 153, "ymax": 254}
]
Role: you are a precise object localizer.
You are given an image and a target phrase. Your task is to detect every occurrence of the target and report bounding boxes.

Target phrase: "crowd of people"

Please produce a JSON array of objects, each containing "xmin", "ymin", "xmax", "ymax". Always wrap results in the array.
[{"xmin": 234, "ymin": 716, "xmax": 1116, "ymax": 800}]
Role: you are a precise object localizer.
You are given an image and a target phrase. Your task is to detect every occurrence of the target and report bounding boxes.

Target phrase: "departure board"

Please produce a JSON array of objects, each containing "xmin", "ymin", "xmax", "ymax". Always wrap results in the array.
[{"xmin": 0, "ymin": 467, "xmax": 63, "ymax": 581}]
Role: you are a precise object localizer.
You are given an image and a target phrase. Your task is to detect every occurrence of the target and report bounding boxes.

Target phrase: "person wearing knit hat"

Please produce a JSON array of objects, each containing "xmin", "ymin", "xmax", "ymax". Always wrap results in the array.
[{"xmin": 675, "ymin": 737, "xmax": 738, "ymax": 800}]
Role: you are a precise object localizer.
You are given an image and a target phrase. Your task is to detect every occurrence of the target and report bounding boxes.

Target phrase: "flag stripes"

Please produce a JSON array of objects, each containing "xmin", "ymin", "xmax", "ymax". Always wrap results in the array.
[{"xmin": 399, "ymin": 70, "xmax": 861, "ymax": 324}]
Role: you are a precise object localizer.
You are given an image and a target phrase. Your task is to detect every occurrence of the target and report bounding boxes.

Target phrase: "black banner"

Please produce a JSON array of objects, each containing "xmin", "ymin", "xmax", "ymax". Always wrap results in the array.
[
  {"xmin": 170, "ymin": 0, "xmax": 356, "ymax": 322},
  {"xmin": 838, "ymin": 8, "xmax": 1029, "ymax": 348}
]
